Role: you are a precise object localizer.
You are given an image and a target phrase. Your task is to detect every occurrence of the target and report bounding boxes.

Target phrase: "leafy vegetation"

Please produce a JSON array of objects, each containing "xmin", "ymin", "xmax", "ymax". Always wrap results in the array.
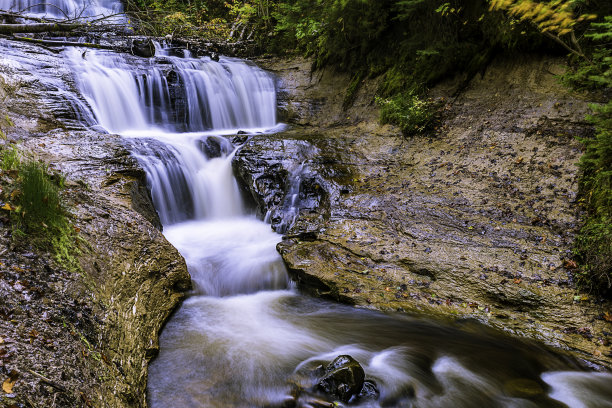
[
  {"xmin": 376, "ymin": 93, "xmax": 440, "ymax": 134},
  {"xmin": 566, "ymin": 16, "xmax": 612, "ymax": 295},
  {"xmin": 0, "ymin": 146, "xmax": 79, "ymax": 270}
]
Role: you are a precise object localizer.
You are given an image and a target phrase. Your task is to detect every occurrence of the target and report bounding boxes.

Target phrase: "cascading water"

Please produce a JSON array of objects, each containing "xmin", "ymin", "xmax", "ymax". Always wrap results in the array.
[
  {"xmin": 66, "ymin": 48, "xmax": 276, "ymax": 134},
  {"xmin": 58, "ymin": 42, "xmax": 612, "ymax": 407},
  {"xmin": 7, "ymin": 0, "xmax": 123, "ymax": 19}
]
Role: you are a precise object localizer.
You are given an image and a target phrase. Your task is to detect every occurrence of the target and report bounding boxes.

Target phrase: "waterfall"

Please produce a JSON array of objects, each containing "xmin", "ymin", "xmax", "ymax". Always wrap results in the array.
[
  {"xmin": 66, "ymin": 48, "xmax": 277, "ymax": 134},
  {"xmin": 67, "ymin": 45, "xmax": 277, "ymax": 224},
  {"xmin": 68, "ymin": 44, "xmax": 289, "ymax": 298},
  {"xmin": 7, "ymin": 0, "xmax": 123, "ymax": 19}
]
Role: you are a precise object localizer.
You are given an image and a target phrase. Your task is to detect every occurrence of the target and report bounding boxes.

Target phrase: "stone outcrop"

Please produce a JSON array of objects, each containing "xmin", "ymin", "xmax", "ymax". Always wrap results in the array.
[{"xmin": 235, "ymin": 55, "xmax": 612, "ymax": 368}]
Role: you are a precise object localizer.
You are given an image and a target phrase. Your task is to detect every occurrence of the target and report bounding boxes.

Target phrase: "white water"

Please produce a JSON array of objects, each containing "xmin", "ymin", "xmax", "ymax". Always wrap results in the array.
[
  {"xmin": 7, "ymin": 0, "xmax": 122, "ymax": 19},
  {"xmin": 65, "ymin": 48, "xmax": 276, "ymax": 134},
  {"xmin": 59, "ymin": 42, "xmax": 612, "ymax": 407}
]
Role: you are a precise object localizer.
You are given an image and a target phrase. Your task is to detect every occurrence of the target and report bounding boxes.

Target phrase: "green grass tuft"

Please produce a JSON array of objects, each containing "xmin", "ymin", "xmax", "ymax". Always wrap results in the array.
[{"xmin": 1, "ymin": 147, "xmax": 79, "ymax": 270}]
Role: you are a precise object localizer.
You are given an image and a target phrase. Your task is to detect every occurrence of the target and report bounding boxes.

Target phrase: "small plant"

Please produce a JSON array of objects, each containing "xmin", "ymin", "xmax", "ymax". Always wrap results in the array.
[
  {"xmin": 376, "ymin": 93, "xmax": 439, "ymax": 135},
  {"xmin": 574, "ymin": 219, "xmax": 612, "ymax": 293},
  {"xmin": 0, "ymin": 147, "xmax": 79, "ymax": 270},
  {"xmin": 1, "ymin": 145, "xmax": 19, "ymax": 170}
]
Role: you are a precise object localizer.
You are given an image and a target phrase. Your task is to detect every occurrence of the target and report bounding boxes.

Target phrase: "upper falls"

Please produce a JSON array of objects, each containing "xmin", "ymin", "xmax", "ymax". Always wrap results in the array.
[
  {"xmin": 66, "ymin": 47, "xmax": 277, "ymax": 134},
  {"xmin": 7, "ymin": 0, "xmax": 123, "ymax": 19}
]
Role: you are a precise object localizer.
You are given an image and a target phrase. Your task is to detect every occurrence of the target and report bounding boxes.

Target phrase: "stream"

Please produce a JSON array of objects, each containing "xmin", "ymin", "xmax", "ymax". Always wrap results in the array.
[{"xmin": 2, "ymin": 2, "xmax": 612, "ymax": 405}]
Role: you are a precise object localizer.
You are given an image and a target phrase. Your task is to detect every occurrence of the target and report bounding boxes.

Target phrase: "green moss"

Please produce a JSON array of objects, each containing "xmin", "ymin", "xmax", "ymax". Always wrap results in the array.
[{"xmin": 1, "ymin": 145, "xmax": 19, "ymax": 170}]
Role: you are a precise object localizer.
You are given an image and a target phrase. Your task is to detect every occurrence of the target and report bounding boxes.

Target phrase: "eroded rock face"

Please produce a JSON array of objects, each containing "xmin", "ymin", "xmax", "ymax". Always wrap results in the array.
[
  {"xmin": 236, "ymin": 55, "xmax": 612, "ymax": 368},
  {"xmin": 0, "ymin": 39, "xmax": 190, "ymax": 407}
]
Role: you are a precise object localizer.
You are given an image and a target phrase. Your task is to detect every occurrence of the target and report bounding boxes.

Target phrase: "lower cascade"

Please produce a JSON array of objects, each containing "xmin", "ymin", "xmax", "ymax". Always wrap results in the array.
[{"xmin": 61, "ymin": 45, "xmax": 612, "ymax": 407}]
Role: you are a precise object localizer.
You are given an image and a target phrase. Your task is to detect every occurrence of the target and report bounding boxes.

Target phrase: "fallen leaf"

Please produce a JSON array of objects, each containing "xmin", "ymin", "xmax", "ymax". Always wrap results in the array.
[
  {"xmin": 80, "ymin": 392, "xmax": 93, "ymax": 408},
  {"xmin": 514, "ymin": 278, "xmax": 522, "ymax": 284},
  {"xmin": 1, "ymin": 203, "xmax": 13, "ymax": 211},
  {"xmin": 563, "ymin": 259, "xmax": 578, "ymax": 269},
  {"xmin": 603, "ymin": 312, "xmax": 612, "ymax": 322},
  {"xmin": 28, "ymin": 329, "xmax": 39, "ymax": 344},
  {"xmin": 2, "ymin": 370, "xmax": 18, "ymax": 393}
]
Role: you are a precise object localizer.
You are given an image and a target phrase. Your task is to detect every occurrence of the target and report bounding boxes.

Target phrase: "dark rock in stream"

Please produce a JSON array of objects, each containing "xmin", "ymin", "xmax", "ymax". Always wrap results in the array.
[
  {"xmin": 358, "ymin": 380, "xmax": 381, "ymax": 402},
  {"xmin": 197, "ymin": 135, "xmax": 232, "ymax": 159},
  {"xmin": 288, "ymin": 355, "xmax": 379, "ymax": 407},
  {"xmin": 131, "ymin": 38, "xmax": 156, "ymax": 58},
  {"xmin": 314, "ymin": 355, "xmax": 365, "ymax": 402}
]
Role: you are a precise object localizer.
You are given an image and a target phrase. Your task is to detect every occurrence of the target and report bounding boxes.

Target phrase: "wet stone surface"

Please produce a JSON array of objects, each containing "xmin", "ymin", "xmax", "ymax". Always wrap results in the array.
[
  {"xmin": 315, "ymin": 355, "xmax": 365, "ymax": 402},
  {"xmin": 236, "ymin": 55, "xmax": 612, "ymax": 368}
]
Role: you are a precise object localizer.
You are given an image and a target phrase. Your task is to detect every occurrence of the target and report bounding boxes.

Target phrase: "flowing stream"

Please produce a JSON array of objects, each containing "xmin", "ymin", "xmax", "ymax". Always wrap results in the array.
[{"xmin": 2, "ymin": 7, "xmax": 607, "ymax": 402}]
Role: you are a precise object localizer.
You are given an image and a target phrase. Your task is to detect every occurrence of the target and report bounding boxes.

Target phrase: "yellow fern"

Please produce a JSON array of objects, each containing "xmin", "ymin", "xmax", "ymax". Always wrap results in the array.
[{"xmin": 489, "ymin": 0, "xmax": 595, "ymax": 36}]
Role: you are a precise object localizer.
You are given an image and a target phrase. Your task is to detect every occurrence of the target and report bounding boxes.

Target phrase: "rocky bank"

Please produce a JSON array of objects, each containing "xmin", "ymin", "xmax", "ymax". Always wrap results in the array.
[
  {"xmin": 235, "ymin": 54, "xmax": 612, "ymax": 369},
  {"xmin": 0, "ymin": 39, "xmax": 190, "ymax": 407}
]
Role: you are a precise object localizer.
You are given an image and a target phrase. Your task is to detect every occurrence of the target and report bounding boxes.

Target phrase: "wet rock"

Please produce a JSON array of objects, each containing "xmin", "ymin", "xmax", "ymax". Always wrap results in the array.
[
  {"xmin": 315, "ymin": 355, "xmax": 365, "ymax": 402},
  {"xmin": 131, "ymin": 38, "xmax": 155, "ymax": 58},
  {"xmin": 358, "ymin": 380, "xmax": 380, "ymax": 401},
  {"xmin": 231, "ymin": 134, "xmax": 249, "ymax": 145},
  {"xmin": 197, "ymin": 136, "xmax": 231, "ymax": 159}
]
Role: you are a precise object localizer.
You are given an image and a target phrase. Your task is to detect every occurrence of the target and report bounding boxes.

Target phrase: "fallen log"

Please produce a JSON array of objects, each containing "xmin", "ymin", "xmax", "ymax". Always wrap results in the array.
[
  {"xmin": 8, "ymin": 35, "xmax": 119, "ymax": 50},
  {"xmin": 0, "ymin": 22, "xmax": 82, "ymax": 34}
]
